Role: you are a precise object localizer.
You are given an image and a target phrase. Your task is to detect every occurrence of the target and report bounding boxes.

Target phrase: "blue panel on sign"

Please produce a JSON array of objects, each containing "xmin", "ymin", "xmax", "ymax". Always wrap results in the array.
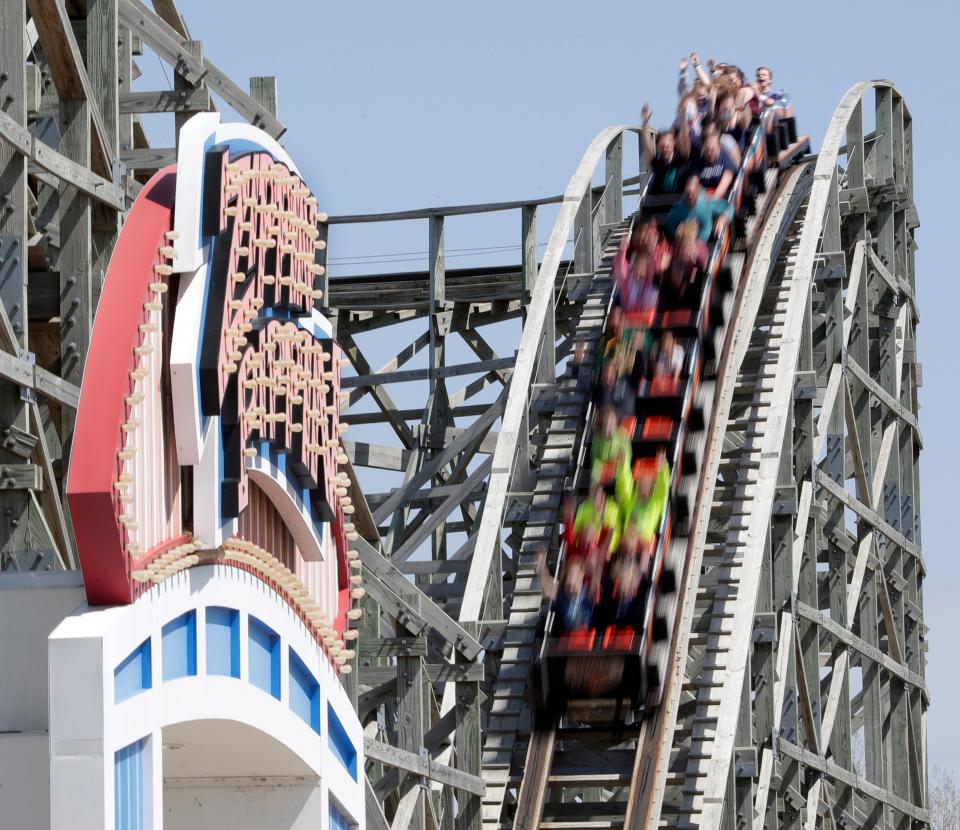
[
  {"xmin": 206, "ymin": 607, "xmax": 240, "ymax": 678},
  {"xmin": 289, "ymin": 649, "xmax": 320, "ymax": 733},
  {"xmin": 328, "ymin": 702, "xmax": 358, "ymax": 780},
  {"xmin": 248, "ymin": 616, "xmax": 280, "ymax": 699},
  {"xmin": 162, "ymin": 610, "xmax": 197, "ymax": 681},
  {"xmin": 114, "ymin": 639, "xmax": 152, "ymax": 703},
  {"xmin": 114, "ymin": 737, "xmax": 147, "ymax": 830}
]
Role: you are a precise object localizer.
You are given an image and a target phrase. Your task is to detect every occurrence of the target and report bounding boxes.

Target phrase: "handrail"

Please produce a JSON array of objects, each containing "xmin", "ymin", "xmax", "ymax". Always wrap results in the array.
[{"xmin": 460, "ymin": 125, "xmax": 642, "ymax": 625}]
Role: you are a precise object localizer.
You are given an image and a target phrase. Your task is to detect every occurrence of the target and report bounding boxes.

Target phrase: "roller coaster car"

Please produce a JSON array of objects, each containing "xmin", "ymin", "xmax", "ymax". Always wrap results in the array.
[{"xmin": 531, "ymin": 610, "xmax": 651, "ymax": 726}]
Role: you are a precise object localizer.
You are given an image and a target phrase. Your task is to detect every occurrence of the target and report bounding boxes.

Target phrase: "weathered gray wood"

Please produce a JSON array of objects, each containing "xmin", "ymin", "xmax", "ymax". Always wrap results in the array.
[
  {"xmin": 119, "ymin": 87, "xmax": 211, "ymax": 113},
  {"xmin": 26, "ymin": 0, "xmax": 115, "ymax": 178},
  {"xmin": 0, "ymin": 463, "xmax": 43, "ymax": 490},
  {"xmin": 248, "ymin": 76, "xmax": 278, "ymax": 118},
  {"xmin": 58, "ymin": 77, "xmax": 92, "ymax": 451},
  {"xmin": 118, "ymin": 0, "xmax": 285, "ymax": 137},
  {"xmin": 521, "ymin": 203, "xmax": 537, "ymax": 302},
  {"xmin": 340, "ymin": 356, "xmax": 514, "ymax": 390},
  {"xmin": 0, "ymin": 0, "xmax": 31, "ymax": 559},
  {"xmin": 363, "ymin": 738, "xmax": 486, "ymax": 795},
  {"xmin": 120, "ymin": 147, "xmax": 176, "ymax": 171},
  {"xmin": 360, "ymin": 664, "xmax": 483, "ymax": 687},
  {"xmin": 87, "ymin": 0, "xmax": 120, "ymax": 313},
  {"xmin": 0, "ymin": 110, "xmax": 124, "ymax": 210},
  {"xmin": 355, "ymin": 537, "xmax": 483, "ymax": 660},
  {"xmin": 359, "ymin": 637, "xmax": 428, "ymax": 659}
]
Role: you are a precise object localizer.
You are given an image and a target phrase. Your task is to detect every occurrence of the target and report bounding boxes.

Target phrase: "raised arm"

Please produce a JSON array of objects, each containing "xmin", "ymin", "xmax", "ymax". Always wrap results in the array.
[
  {"xmin": 690, "ymin": 52, "xmax": 712, "ymax": 88},
  {"xmin": 676, "ymin": 56, "xmax": 691, "ymax": 97},
  {"xmin": 676, "ymin": 97, "xmax": 693, "ymax": 159},
  {"xmin": 640, "ymin": 103, "xmax": 656, "ymax": 164},
  {"xmin": 536, "ymin": 550, "xmax": 559, "ymax": 601}
]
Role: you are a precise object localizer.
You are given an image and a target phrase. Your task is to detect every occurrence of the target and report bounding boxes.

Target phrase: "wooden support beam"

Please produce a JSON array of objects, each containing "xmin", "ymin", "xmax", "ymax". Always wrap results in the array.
[
  {"xmin": 120, "ymin": 147, "xmax": 176, "ymax": 171},
  {"xmin": 119, "ymin": 86, "xmax": 211, "ymax": 113},
  {"xmin": 339, "ymin": 357, "xmax": 514, "ymax": 389},
  {"xmin": 360, "ymin": 664, "xmax": 483, "ymax": 687},
  {"xmin": 817, "ymin": 470, "xmax": 922, "ymax": 563},
  {"xmin": 371, "ymin": 395, "xmax": 503, "ymax": 524},
  {"xmin": 777, "ymin": 738, "xmax": 927, "ymax": 823},
  {"xmin": 355, "ymin": 536, "xmax": 484, "ymax": 661},
  {"xmin": 149, "ymin": 0, "xmax": 189, "ymax": 38},
  {"xmin": 87, "ymin": 0, "xmax": 120, "ymax": 311},
  {"xmin": 249, "ymin": 76, "xmax": 278, "ymax": 117},
  {"xmin": 26, "ymin": 0, "xmax": 116, "ymax": 179},
  {"xmin": 794, "ymin": 600, "xmax": 925, "ymax": 692},
  {"xmin": 0, "ymin": 0, "xmax": 35, "ymax": 557},
  {"xmin": 0, "ymin": 349, "xmax": 80, "ymax": 409},
  {"xmin": 364, "ymin": 739, "xmax": 485, "ymax": 797},
  {"xmin": 0, "ymin": 110, "xmax": 124, "ymax": 210},
  {"xmin": 118, "ymin": 0, "xmax": 286, "ymax": 137}
]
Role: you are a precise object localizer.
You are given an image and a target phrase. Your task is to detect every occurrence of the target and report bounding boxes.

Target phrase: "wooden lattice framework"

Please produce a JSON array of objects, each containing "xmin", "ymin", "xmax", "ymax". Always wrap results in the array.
[{"xmin": 0, "ymin": 4, "xmax": 927, "ymax": 828}]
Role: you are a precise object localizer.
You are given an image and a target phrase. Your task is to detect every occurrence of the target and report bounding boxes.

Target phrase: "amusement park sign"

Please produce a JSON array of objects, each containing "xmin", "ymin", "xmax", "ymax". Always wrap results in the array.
[{"xmin": 67, "ymin": 114, "xmax": 352, "ymax": 633}]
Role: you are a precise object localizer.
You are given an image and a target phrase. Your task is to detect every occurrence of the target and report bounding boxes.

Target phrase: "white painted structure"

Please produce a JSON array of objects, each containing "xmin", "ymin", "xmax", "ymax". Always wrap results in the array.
[{"xmin": 0, "ymin": 567, "xmax": 364, "ymax": 830}]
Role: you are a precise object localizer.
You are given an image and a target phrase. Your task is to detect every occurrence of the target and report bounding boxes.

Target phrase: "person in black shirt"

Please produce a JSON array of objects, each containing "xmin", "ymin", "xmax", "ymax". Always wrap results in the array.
[{"xmin": 641, "ymin": 103, "xmax": 691, "ymax": 196}]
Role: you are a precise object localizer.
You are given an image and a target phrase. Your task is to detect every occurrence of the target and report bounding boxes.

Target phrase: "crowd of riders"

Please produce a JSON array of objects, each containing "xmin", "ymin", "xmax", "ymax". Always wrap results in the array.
[{"xmin": 537, "ymin": 55, "xmax": 793, "ymax": 640}]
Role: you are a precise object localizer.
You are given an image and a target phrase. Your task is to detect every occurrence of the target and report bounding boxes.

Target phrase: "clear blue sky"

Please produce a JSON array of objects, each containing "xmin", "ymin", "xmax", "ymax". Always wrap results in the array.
[{"xmin": 164, "ymin": 0, "xmax": 958, "ymax": 774}]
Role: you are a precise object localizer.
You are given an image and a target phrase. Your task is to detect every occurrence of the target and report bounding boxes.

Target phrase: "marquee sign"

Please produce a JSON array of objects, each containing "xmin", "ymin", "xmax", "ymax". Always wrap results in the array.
[{"xmin": 67, "ymin": 113, "xmax": 359, "ymax": 648}]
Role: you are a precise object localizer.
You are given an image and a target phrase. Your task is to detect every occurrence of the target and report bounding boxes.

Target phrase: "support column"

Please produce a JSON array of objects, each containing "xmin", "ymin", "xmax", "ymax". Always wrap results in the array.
[{"xmin": 0, "ymin": 0, "xmax": 31, "ymax": 559}]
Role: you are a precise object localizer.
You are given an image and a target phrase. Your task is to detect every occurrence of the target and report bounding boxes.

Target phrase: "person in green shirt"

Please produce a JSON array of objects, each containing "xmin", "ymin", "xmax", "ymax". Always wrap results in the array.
[
  {"xmin": 591, "ymin": 407, "xmax": 633, "ymax": 486},
  {"xmin": 624, "ymin": 450, "xmax": 671, "ymax": 564},
  {"xmin": 573, "ymin": 484, "xmax": 622, "ymax": 565}
]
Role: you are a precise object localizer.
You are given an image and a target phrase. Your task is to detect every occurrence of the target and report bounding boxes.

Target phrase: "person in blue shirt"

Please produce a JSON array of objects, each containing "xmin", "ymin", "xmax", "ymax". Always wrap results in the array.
[{"xmin": 666, "ymin": 175, "xmax": 733, "ymax": 243}]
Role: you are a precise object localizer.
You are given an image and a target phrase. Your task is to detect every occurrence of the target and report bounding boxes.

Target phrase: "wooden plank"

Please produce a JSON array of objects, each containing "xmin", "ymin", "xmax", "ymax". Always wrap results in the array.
[
  {"xmin": 118, "ymin": 0, "xmax": 285, "ymax": 138},
  {"xmin": 794, "ymin": 600, "xmax": 925, "ymax": 692},
  {"xmin": 0, "ymin": 0, "xmax": 36, "ymax": 557},
  {"xmin": 365, "ymin": 777, "xmax": 391, "ymax": 830},
  {"xmin": 777, "ymin": 738, "xmax": 927, "ymax": 822},
  {"xmin": 28, "ymin": 401, "xmax": 74, "ymax": 567},
  {"xmin": 150, "ymin": 0, "xmax": 189, "ymax": 37},
  {"xmin": 0, "ymin": 111, "xmax": 124, "ymax": 211},
  {"xmin": 339, "ymin": 356, "xmax": 514, "ymax": 388},
  {"xmin": 364, "ymin": 739, "xmax": 486, "ymax": 797},
  {"xmin": 360, "ymin": 664, "xmax": 484, "ymax": 686},
  {"xmin": 26, "ymin": 0, "xmax": 116, "ymax": 178},
  {"xmin": 0, "ymin": 463, "xmax": 43, "ymax": 490},
  {"xmin": 358, "ymin": 637, "xmax": 428, "ymax": 659},
  {"xmin": 371, "ymin": 395, "xmax": 503, "ymax": 524},
  {"xmin": 119, "ymin": 87, "xmax": 210, "ymax": 113},
  {"xmin": 121, "ymin": 147, "xmax": 176, "ymax": 171},
  {"xmin": 249, "ymin": 76, "xmax": 278, "ymax": 117},
  {"xmin": 847, "ymin": 355, "xmax": 919, "ymax": 435},
  {"xmin": 817, "ymin": 470, "xmax": 922, "ymax": 561},
  {"xmin": 355, "ymin": 536, "xmax": 484, "ymax": 661},
  {"xmin": 87, "ymin": 0, "xmax": 120, "ymax": 311}
]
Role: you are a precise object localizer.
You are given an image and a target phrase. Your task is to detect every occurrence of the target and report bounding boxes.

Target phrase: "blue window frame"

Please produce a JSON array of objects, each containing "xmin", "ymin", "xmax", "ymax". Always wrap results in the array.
[
  {"xmin": 206, "ymin": 607, "xmax": 240, "ymax": 678},
  {"xmin": 328, "ymin": 702, "xmax": 358, "ymax": 780},
  {"xmin": 162, "ymin": 610, "xmax": 197, "ymax": 681},
  {"xmin": 289, "ymin": 649, "xmax": 320, "ymax": 732},
  {"xmin": 114, "ymin": 639, "xmax": 152, "ymax": 703},
  {"xmin": 329, "ymin": 800, "xmax": 354, "ymax": 830},
  {"xmin": 114, "ymin": 737, "xmax": 147, "ymax": 830},
  {"xmin": 248, "ymin": 616, "xmax": 280, "ymax": 699}
]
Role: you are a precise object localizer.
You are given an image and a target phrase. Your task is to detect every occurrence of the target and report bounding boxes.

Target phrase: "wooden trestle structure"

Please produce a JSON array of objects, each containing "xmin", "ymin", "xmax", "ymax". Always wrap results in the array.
[{"xmin": 0, "ymin": 1, "xmax": 927, "ymax": 826}]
